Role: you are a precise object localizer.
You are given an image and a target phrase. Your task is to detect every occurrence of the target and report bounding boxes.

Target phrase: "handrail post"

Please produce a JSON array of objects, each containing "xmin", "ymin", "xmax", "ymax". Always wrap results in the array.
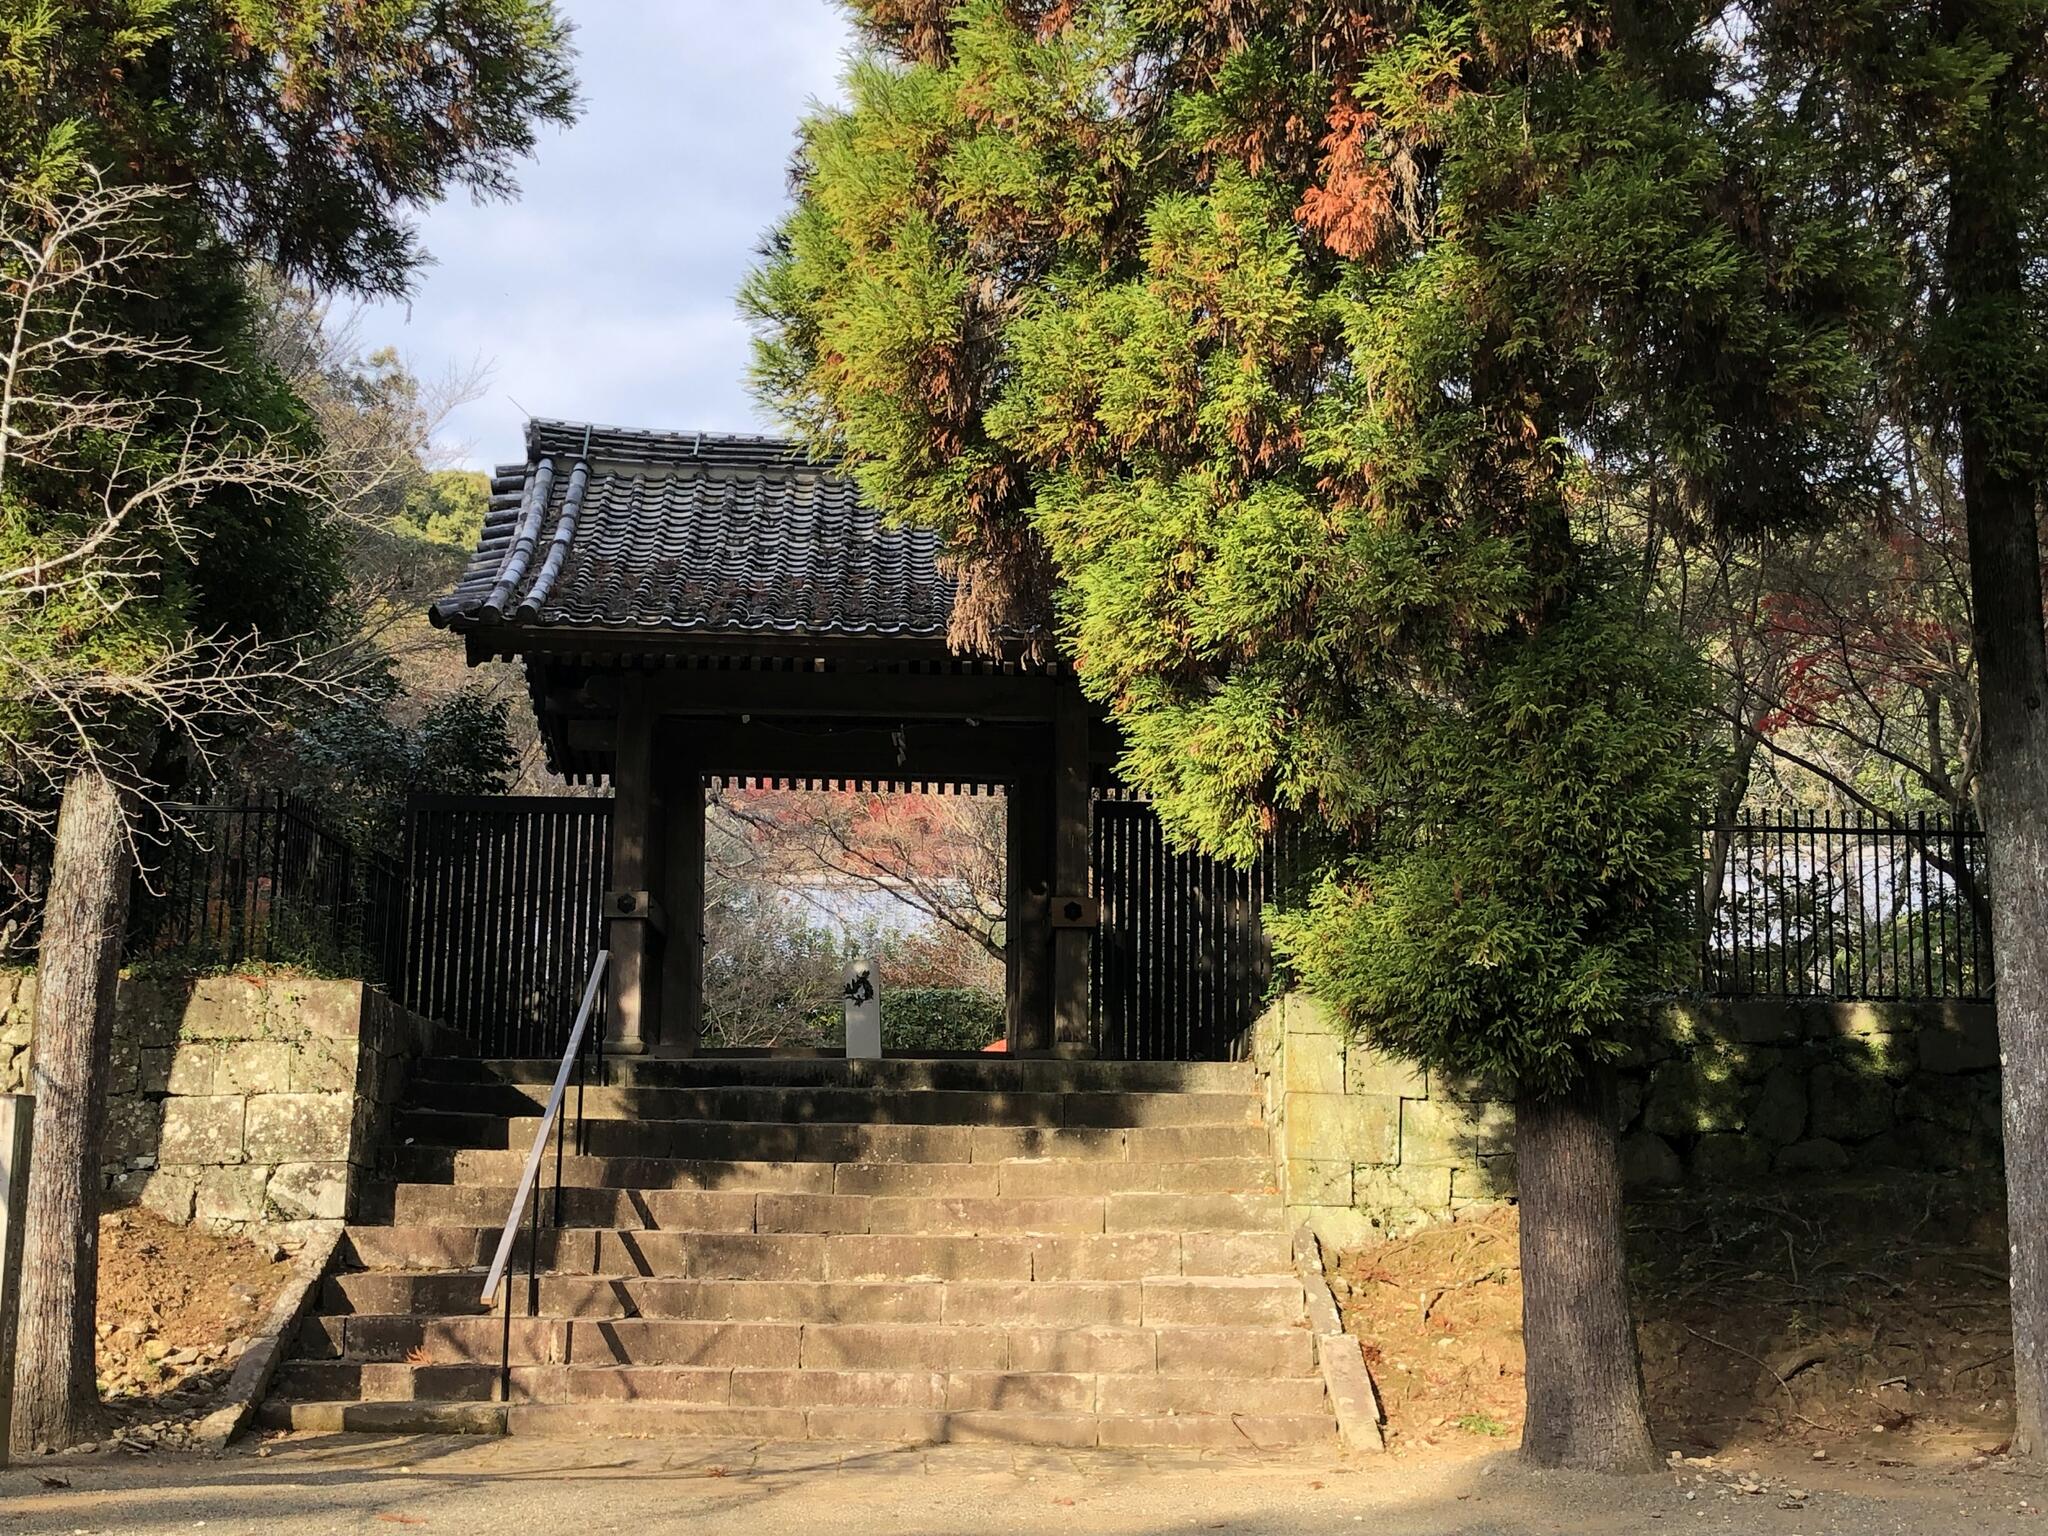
[
  {"xmin": 498, "ymin": 1274, "xmax": 512, "ymax": 1405},
  {"xmin": 478, "ymin": 950, "xmax": 610, "ymax": 1315}
]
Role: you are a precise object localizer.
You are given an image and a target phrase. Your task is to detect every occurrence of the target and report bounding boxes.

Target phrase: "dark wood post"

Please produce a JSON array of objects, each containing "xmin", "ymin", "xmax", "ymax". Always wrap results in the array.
[
  {"xmin": 1051, "ymin": 683, "xmax": 1094, "ymax": 1055},
  {"xmin": 1006, "ymin": 768, "xmax": 1052, "ymax": 1052},
  {"xmin": 660, "ymin": 754, "xmax": 705, "ymax": 1056},
  {"xmin": 604, "ymin": 674, "xmax": 663, "ymax": 1055}
]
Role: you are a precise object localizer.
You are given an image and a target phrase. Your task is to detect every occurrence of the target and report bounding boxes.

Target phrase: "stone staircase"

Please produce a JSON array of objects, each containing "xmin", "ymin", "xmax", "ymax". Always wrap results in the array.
[{"xmin": 260, "ymin": 1056, "xmax": 1338, "ymax": 1449}]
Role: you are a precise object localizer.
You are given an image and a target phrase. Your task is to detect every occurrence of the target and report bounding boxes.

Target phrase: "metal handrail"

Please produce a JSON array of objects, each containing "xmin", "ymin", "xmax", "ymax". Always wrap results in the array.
[{"xmin": 480, "ymin": 950, "xmax": 609, "ymax": 1345}]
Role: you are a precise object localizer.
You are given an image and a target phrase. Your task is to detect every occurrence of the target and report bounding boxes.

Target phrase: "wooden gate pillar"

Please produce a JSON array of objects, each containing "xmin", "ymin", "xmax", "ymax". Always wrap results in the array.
[
  {"xmin": 604, "ymin": 675, "xmax": 663, "ymax": 1054},
  {"xmin": 1050, "ymin": 683, "xmax": 1094, "ymax": 1055},
  {"xmin": 660, "ymin": 752, "xmax": 705, "ymax": 1057},
  {"xmin": 1006, "ymin": 769, "xmax": 1052, "ymax": 1052}
]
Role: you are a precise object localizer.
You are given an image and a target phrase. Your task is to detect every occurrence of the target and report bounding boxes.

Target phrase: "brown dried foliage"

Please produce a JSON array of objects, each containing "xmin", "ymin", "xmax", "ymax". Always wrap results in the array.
[{"xmin": 1297, "ymin": 93, "xmax": 1399, "ymax": 259}]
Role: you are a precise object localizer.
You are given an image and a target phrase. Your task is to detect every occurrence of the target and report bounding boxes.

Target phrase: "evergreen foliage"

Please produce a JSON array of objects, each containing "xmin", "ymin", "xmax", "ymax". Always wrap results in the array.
[
  {"xmin": 748, "ymin": 1, "xmax": 1872, "ymax": 1092},
  {"xmin": 284, "ymin": 675, "xmax": 518, "ymax": 845}
]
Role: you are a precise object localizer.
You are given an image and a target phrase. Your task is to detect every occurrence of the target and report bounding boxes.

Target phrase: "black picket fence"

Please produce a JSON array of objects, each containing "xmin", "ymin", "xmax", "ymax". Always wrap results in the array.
[
  {"xmin": 0, "ymin": 793, "xmax": 405, "ymax": 983},
  {"xmin": 1090, "ymin": 797, "xmax": 1329, "ymax": 1062},
  {"xmin": 0, "ymin": 794, "xmax": 1997, "ymax": 1060},
  {"xmin": 396, "ymin": 795, "xmax": 613, "ymax": 1057},
  {"xmin": 1700, "ymin": 807, "xmax": 1991, "ymax": 1002}
]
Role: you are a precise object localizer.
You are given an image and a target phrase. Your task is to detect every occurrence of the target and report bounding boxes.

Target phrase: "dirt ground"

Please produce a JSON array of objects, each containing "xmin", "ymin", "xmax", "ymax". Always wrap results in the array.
[
  {"xmin": 6, "ymin": 1429, "xmax": 2048, "ymax": 1535},
  {"xmin": 80, "ymin": 1208, "xmax": 296, "ymax": 1453},
  {"xmin": 1332, "ymin": 1173, "xmax": 2017, "ymax": 1466}
]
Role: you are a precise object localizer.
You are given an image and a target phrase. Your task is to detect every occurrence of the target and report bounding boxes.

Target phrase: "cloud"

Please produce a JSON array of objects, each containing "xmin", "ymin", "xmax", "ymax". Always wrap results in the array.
[{"xmin": 358, "ymin": 0, "xmax": 856, "ymax": 468}]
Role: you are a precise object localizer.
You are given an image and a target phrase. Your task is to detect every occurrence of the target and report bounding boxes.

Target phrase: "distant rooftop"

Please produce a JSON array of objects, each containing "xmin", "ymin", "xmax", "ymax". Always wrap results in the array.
[{"xmin": 429, "ymin": 420, "xmax": 956, "ymax": 646}]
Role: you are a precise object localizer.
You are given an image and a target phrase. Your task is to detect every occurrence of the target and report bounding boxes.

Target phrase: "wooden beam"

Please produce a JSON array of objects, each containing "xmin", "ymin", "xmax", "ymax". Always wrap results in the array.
[
  {"xmin": 604, "ymin": 675, "xmax": 662, "ymax": 1054},
  {"xmin": 623, "ymin": 667, "xmax": 1067, "ymax": 722},
  {"xmin": 660, "ymin": 756, "xmax": 704, "ymax": 1058},
  {"xmin": 1007, "ymin": 770, "xmax": 1052, "ymax": 1053},
  {"xmin": 1051, "ymin": 682, "xmax": 1093, "ymax": 1055},
  {"xmin": 646, "ymin": 718, "xmax": 1044, "ymax": 785}
]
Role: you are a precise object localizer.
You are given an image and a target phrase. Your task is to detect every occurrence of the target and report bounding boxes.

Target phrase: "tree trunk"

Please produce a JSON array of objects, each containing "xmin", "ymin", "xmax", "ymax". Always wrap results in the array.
[
  {"xmin": 9, "ymin": 770, "xmax": 129, "ymax": 1455},
  {"xmin": 1516, "ymin": 1071, "xmax": 1658, "ymax": 1471},
  {"xmin": 1938, "ymin": 21, "xmax": 2048, "ymax": 1455}
]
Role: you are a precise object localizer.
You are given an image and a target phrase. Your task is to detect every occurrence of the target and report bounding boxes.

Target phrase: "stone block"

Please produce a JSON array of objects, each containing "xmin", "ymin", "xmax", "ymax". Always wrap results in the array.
[
  {"xmin": 1652, "ymin": 1000, "xmax": 1742, "ymax": 1046},
  {"xmin": 1809, "ymin": 1064, "xmax": 1895, "ymax": 1141},
  {"xmin": 1398, "ymin": 1096, "xmax": 1511, "ymax": 1169},
  {"xmin": 281, "ymin": 980, "xmax": 366, "ymax": 1038},
  {"xmin": 0, "ymin": 1004, "xmax": 30, "ymax": 1050},
  {"xmin": 1641, "ymin": 1052, "xmax": 1748, "ymax": 1137},
  {"xmin": 158, "ymin": 1095, "xmax": 245, "ymax": 1165},
  {"xmin": 194, "ymin": 1164, "xmax": 268, "ymax": 1223},
  {"xmin": 1775, "ymin": 1138, "xmax": 1850, "ymax": 1175},
  {"xmin": 1723, "ymin": 1002, "xmax": 1802, "ymax": 1045},
  {"xmin": 1285, "ymin": 1092, "xmax": 1400, "ymax": 1165},
  {"xmin": 1452, "ymin": 1154, "xmax": 1515, "ymax": 1202},
  {"xmin": 102, "ymin": 1096, "xmax": 161, "ymax": 1167},
  {"xmin": 1746, "ymin": 1066, "xmax": 1808, "ymax": 1146},
  {"xmin": 1345, "ymin": 1049, "xmax": 1426, "ymax": 1099},
  {"xmin": 1689, "ymin": 1133, "xmax": 1774, "ymax": 1184},
  {"xmin": 164, "ymin": 1043, "xmax": 221, "ymax": 1096},
  {"xmin": 1431, "ymin": 1067, "xmax": 1511, "ymax": 1103},
  {"xmin": 139, "ymin": 1171, "xmax": 195, "ymax": 1224},
  {"xmin": 218, "ymin": 1040, "xmax": 293, "ymax": 1096},
  {"xmin": 113, "ymin": 972, "xmax": 184, "ymax": 1047},
  {"xmin": 1282, "ymin": 1028, "xmax": 1345, "ymax": 1095},
  {"xmin": 1805, "ymin": 1000, "xmax": 1907, "ymax": 1039},
  {"xmin": 1297, "ymin": 1204, "xmax": 1383, "ymax": 1252},
  {"xmin": 182, "ymin": 976, "xmax": 270, "ymax": 1040},
  {"xmin": 244, "ymin": 1093, "xmax": 351, "ymax": 1163},
  {"xmin": 291, "ymin": 1035, "xmax": 360, "ymax": 1094},
  {"xmin": 1282, "ymin": 993, "xmax": 1338, "ymax": 1036},
  {"xmin": 1620, "ymin": 1132, "xmax": 1682, "ymax": 1189},
  {"xmin": 1281, "ymin": 1159, "xmax": 1352, "ymax": 1207},
  {"xmin": 1919, "ymin": 1010, "xmax": 2001, "ymax": 1075},
  {"xmin": 137, "ymin": 1047, "xmax": 173, "ymax": 1095},
  {"xmin": 266, "ymin": 1161, "xmax": 349, "ymax": 1221},
  {"xmin": 1352, "ymin": 1163, "xmax": 1454, "ymax": 1223},
  {"xmin": 1899, "ymin": 1075, "xmax": 1986, "ymax": 1133},
  {"xmin": 106, "ymin": 1029, "xmax": 142, "ymax": 1096}
]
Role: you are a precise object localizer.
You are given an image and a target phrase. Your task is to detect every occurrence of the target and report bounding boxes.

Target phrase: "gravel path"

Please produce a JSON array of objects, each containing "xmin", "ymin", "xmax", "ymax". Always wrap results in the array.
[{"xmin": 2, "ymin": 1433, "xmax": 2044, "ymax": 1534}]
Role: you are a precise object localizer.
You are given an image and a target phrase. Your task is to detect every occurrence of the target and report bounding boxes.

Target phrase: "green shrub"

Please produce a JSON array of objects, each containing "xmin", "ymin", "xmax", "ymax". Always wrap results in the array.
[{"xmin": 883, "ymin": 986, "xmax": 1005, "ymax": 1053}]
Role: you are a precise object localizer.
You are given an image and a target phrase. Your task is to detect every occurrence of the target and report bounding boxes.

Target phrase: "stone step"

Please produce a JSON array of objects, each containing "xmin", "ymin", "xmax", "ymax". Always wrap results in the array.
[
  {"xmin": 393, "ymin": 1112, "xmax": 1270, "ymax": 1165},
  {"xmin": 384, "ymin": 1146, "xmax": 1280, "ymax": 1198},
  {"xmin": 300, "ymin": 1313, "xmax": 1319, "ymax": 1378},
  {"xmin": 300, "ymin": 1282, "xmax": 1310, "ymax": 1365},
  {"xmin": 359, "ymin": 1183, "xmax": 1286, "ymax": 1238},
  {"xmin": 415, "ymin": 1056, "xmax": 1254, "ymax": 1095},
  {"xmin": 326, "ymin": 1231, "xmax": 1293, "ymax": 1315},
  {"xmin": 270, "ymin": 1360, "xmax": 1328, "ymax": 1417},
  {"xmin": 406, "ymin": 1080, "xmax": 1260, "ymax": 1130},
  {"xmin": 255, "ymin": 1397, "xmax": 1336, "ymax": 1449},
  {"xmin": 333, "ymin": 1229, "xmax": 1294, "ymax": 1288}
]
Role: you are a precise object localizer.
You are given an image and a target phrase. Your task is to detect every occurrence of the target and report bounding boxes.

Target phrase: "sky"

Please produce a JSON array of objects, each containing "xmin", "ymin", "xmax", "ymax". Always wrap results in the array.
[{"xmin": 358, "ymin": 2, "xmax": 856, "ymax": 471}]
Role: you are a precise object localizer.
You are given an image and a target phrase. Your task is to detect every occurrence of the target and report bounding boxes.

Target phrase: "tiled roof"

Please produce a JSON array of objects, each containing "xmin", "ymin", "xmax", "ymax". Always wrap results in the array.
[{"xmin": 430, "ymin": 420, "xmax": 956, "ymax": 644}]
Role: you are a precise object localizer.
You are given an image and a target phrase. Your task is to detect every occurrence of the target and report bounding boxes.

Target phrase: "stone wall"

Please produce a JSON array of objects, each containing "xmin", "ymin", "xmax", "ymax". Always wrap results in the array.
[
  {"xmin": 1248, "ymin": 993, "xmax": 2003, "ymax": 1247},
  {"xmin": 0, "ymin": 969, "xmax": 455, "ymax": 1231}
]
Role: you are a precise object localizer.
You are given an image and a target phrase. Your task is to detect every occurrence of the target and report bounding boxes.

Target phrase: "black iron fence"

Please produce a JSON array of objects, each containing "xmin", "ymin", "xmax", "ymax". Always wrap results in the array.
[
  {"xmin": 1091, "ymin": 796, "xmax": 1327, "ymax": 1061},
  {"xmin": 0, "ymin": 793, "xmax": 404, "ymax": 983},
  {"xmin": 398, "ymin": 795, "xmax": 612, "ymax": 1055},
  {"xmin": 1700, "ymin": 808, "xmax": 1990, "ymax": 1002},
  {"xmin": 0, "ymin": 794, "xmax": 1998, "ymax": 1059}
]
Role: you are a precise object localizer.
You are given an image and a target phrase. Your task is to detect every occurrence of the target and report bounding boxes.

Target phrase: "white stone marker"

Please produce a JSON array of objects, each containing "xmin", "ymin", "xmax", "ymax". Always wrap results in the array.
[
  {"xmin": 0, "ymin": 1093, "xmax": 32, "ymax": 1468},
  {"xmin": 842, "ymin": 959, "xmax": 881, "ymax": 1061}
]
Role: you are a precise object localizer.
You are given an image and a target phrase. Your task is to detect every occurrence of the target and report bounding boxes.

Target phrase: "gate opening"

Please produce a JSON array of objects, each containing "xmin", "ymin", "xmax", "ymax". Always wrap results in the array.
[{"xmin": 700, "ymin": 779, "xmax": 1007, "ymax": 1054}]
